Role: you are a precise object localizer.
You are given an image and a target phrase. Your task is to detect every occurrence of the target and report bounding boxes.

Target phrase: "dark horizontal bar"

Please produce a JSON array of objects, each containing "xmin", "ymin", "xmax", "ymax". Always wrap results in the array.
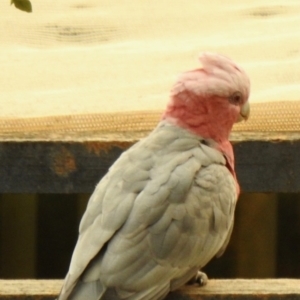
[{"xmin": 0, "ymin": 140, "xmax": 299, "ymax": 193}]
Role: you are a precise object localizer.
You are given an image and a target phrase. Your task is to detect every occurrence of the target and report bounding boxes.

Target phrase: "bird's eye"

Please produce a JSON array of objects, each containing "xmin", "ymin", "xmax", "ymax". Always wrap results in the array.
[{"xmin": 229, "ymin": 91, "xmax": 243, "ymax": 106}]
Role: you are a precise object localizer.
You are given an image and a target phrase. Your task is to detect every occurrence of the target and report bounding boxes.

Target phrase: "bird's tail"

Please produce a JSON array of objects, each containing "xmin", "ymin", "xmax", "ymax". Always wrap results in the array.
[{"xmin": 57, "ymin": 279, "xmax": 106, "ymax": 300}]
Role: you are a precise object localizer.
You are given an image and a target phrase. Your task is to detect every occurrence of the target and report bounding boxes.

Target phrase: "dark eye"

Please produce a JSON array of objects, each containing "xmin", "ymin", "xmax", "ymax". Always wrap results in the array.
[{"xmin": 229, "ymin": 91, "xmax": 243, "ymax": 106}]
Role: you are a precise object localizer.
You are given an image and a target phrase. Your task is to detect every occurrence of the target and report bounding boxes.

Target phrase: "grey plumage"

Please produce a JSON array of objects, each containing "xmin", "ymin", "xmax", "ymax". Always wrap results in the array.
[{"xmin": 58, "ymin": 120, "xmax": 237, "ymax": 300}]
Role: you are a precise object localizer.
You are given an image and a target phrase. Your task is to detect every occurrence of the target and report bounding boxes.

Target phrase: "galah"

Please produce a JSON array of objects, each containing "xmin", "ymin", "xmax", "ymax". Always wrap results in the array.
[{"xmin": 57, "ymin": 52, "xmax": 250, "ymax": 300}]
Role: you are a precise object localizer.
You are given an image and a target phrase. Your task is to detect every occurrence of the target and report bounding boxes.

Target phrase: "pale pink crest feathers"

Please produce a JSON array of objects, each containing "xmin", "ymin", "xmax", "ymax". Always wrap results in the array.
[
  {"xmin": 163, "ymin": 52, "xmax": 250, "ymax": 141},
  {"xmin": 170, "ymin": 52, "xmax": 250, "ymax": 103}
]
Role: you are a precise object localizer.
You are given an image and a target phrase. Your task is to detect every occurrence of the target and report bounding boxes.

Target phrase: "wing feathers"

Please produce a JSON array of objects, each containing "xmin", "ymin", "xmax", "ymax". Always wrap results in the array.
[{"xmin": 58, "ymin": 121, "xmax": 237, "ymax": 300}]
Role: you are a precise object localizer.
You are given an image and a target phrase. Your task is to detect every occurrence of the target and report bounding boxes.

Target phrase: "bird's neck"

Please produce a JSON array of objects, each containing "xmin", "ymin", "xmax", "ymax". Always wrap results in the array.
[
  {"xmin": 162, "ymin": 99, "xmax": 239, "ymax": 195},
  {"xmin": 162, "ymin": 97, "xmax": 235, "ymax": 143}
]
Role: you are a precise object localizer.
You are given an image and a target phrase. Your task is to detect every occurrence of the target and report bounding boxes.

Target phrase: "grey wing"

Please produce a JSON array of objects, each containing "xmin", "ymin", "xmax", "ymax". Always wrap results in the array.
[
  {"xmin": 58, "ymin": 122, "xmax": 202, "ymax": 300},
  {"xmin": 58, "ymin": 122, "xmax": 237, "ymax": 300},
  {"xmin": 156, "ymin": 161, "xmax": 237, "ymax": 292},
  {"xmin": 97, "ymin": 149, "xmax": 203, "ymax": 291},
  {"xmin": 58, "ymin": 141, "xmax": 155, "ymax": 300},
  {"xmin": 95, "ymin": 144, "xmax": 237, "ymax": 298},
  {"xmin": 216, "ymin": 219, "xmax": 234, "ymax": 258},
  {"xmin": 190, "ymin": 163, "xmax": 237, "ymax": 267}
]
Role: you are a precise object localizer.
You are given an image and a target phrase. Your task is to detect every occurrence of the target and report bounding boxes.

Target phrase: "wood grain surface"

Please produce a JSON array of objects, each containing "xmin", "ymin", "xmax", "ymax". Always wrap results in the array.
[
  {"xmin": 1, "ymin": 279, "xmax": 300, "ymax": 299},
  {"xmin": 0, "ymin": 139, "xmax": 299, "ymax": 193}
]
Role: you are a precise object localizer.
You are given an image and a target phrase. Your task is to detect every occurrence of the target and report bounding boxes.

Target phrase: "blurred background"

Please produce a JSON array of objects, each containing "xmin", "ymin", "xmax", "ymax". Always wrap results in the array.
[
  {"xmin": 0, "ymin": 193, "xmax": 300, "ymax": 279},
  {"xmin": 0, "ymin": 0, "xmax": 300, "ymax": 280}
]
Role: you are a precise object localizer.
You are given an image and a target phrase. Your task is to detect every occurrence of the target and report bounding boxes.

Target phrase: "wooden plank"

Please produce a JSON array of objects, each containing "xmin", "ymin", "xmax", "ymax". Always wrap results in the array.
[
  {"xmin": 0, "ymin": 194, "xmax": 37, "ymax": 278},
  {"xmin": 1, "ymin": 279, "xmax": 300, "ymax": 299},
  {"xmin": 203, "ymin": 194, "xmax": 279, "ymax": 279},
  {"xmin": 36, "ymin": 194, "xmax": 79, "ymax": 278},
  {"xmin": 0, "ymin": 141, "xmax": 126, "ymax": 193},
  {"xmin": 234, "ymin": 140, "xmax": 300, "ymax": 193},
  {"xmin": 277, "ymin": 194, "xmax": 300, "ymax": 277},
  {"xmin": 0, "ymin": 140, "xmax": 299, "ymax": 193},
  {"xmin": 234, "ymin": 194, "xmax": 278, "ymax": 278}
]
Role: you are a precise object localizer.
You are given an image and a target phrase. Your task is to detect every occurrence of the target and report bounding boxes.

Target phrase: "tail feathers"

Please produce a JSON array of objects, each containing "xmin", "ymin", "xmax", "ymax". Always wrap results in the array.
[
  {"xmin": 102, "ymin": 283, "xmax": 170, "ymax": 300},
  {"xmin": 101, "ymin": 288, "xmax": 121, "ymax": 300},
  {"xmin": 67, "ymin": 279, "xmax": 106, "ymax": 300},
  {"xmin": 143, "ymin": 284, "xmax": 170, "ymax": 300},
  {"xmin": 60, "ymin": 279, "xmax": 170, "ymax": 300}
]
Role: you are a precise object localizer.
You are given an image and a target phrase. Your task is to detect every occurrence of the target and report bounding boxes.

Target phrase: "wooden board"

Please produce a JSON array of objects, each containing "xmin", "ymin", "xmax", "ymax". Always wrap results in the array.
[
  {"xmin": 1, "ymin": 279, "xmax": 300, "ymax": 299},
  {"xmin": 0, "ymin": 139, "xmax": 299, "ymax": 193}
]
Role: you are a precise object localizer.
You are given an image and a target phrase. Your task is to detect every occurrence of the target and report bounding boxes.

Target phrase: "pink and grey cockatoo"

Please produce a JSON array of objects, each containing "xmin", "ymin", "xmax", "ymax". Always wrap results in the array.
[{"xmin": 57, "ymin": 52, "xmax": 250, "ymax": 300}]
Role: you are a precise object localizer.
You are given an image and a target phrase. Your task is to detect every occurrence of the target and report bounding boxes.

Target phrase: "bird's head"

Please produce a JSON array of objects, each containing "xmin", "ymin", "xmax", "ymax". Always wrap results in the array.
[{"xmin": 163, "ymin": 52, "xmax": 250, "ymax": 141}]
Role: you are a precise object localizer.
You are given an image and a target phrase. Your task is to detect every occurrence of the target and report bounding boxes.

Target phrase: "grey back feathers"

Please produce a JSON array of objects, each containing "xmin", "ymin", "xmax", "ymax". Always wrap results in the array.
[{"xmin": 58, "ymin": 120, "xmax": 237, "ymax": 300}]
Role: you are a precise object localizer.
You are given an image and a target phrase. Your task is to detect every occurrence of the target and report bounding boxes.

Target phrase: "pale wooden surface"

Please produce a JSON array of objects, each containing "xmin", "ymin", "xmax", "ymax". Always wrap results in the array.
[
  {"xmin": 0, "ymin": 0, "xmax": 300, "ymax": 118},
  {"xmin": 1, "ymin": 279, "xmax": 300, "ymax": 297}
]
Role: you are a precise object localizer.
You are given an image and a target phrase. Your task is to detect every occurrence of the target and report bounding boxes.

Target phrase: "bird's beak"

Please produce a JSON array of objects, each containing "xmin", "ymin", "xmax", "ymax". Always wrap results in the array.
[{"xmin": 236, "ymin": 102, "xmax": 250, "ymax": 122}]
